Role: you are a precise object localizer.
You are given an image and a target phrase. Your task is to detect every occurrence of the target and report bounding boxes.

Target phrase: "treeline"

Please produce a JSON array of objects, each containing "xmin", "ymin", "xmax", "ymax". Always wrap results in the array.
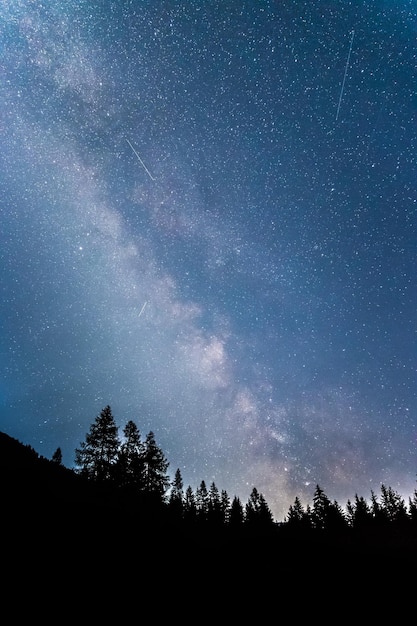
[
  {"xmin": 286, "ymin": 483, "xmax": 417, "ymax": 535},
  {"xmin": 70, "ymin": 405, "xmax": 274, "ymax": 530},
  {"xmin": 4, "ymin": 413, "xmax": 415, "ymax": 604},
  {"xmin": 64, "ymin": 405, "xmax": 417, "ymax": 539},
  {"xmin": 3, "ymin": 406, "xmax": 416, "ymax": 597}
]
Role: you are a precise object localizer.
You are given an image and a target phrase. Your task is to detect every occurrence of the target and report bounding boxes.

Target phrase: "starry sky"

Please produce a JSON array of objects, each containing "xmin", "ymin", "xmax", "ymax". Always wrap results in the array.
[{"xmin": 1, "ymin": 0, "xmax": 416, "ymax": 521}]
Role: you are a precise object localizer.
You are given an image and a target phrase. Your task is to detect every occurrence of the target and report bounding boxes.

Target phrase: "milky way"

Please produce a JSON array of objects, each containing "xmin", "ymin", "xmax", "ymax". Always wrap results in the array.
[{"xmin": 1, "ymin": 1, "xmax": 416, "ymax": 520}]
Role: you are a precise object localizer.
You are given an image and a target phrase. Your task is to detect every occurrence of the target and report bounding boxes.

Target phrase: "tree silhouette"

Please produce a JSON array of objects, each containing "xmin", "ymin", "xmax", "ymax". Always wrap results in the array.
[
  {"xmin": 183, "ymin": 485, "xmax": 198, "ymax": 525},
  {"xmin": 370, "ymin": 489, "xmax": 387, "ymax": 528},
  {"xmin": 168, "ymin": 468, "xmax": 184, "ymax": 521},
  {"xmin": 5, "ymin": 413, "xmax": 417, "ymax": 571},
  {"xmin": 310, "ymin": 484, "xmax": 346, "ymax": 532},
  {"xmin": 142, "ymin": 431, "xmax": 170, "ymax": 498},
  {"xmin": 195, "ymin": 480, "xmax": 209, "ymax": 522},
  {"xmin": 286, "ymin": 496, "xmax": 312, "ymax": 531},
  {"xmin": 51, "ymin": 447, "xmax": 63, "ymax": 465},
  {"xmin": 229, "ymin": 495, "xmax": 244, "ymax": 528},
  {"xmin": 116, "ymin": 420, "xmax": 146, "ymax": 491},
  {"xmin": 207, "ymin": 481, "xmax": 223, "ymax": 526},
  {"xmin": 346, "ymin": 494, "xmax": 373, "ymax": 530},
  {"xmin": 379, "ymin": 484, "xmax": 408, "ymax": 526},
  {"xmin": 408, "ymin": 490, "xmax": 417, "ymax": 526},
  {"xmin": 245, "ymin": 487, "xmax": 274, "ymax": 528},
  {"xmin": 74, "ymin": 405, "xmax": 120, "ymax": 481},
  {"xmin": 220, "ymin": 489, "xmax": 231, "ymax": 525},
  {"xmin": 326, "ymin": 498, "xmax": 348, "ymax": 532},
  {"xmin": 311, "ymin": 484, "xmax": 332, "ymax": 530}
]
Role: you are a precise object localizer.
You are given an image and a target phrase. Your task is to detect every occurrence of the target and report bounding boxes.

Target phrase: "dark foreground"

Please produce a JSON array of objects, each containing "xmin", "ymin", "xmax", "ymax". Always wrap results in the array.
[{"xmin": 2, "ymin": 428, "xmax": 416, "ymax": 614}]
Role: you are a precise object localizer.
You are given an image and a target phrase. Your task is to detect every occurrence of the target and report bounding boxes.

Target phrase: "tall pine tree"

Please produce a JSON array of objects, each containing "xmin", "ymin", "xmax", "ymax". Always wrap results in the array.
[
  {"xmin": 168, "ymin": 468, "xmax": 184, "ymax": 521},
  {"xmin": 116, "ymin": 420, "xmax": 146, "ymax": 490},
  {"xmin": 74, "ymin": 405, "xmax": 120, "ymax": 482},
  {"xmin": 142, "ymin": 431, "xmax": 170, "ymax": 499},
  {"xmin": 245, "ymin": 487, "xmax": 274, "ymax": 528}
]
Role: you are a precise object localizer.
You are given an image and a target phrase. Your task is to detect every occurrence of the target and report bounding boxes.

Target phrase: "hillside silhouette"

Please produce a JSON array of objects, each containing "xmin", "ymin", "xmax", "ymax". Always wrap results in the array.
[{"xmin": 2, "ymin": 415, "xmax": 417, "ymax": 602}]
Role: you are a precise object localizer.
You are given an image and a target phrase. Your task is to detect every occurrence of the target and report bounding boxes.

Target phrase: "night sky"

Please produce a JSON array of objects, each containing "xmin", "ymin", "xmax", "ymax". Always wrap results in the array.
[{"xmin": 1, "ymin": 0, "xmax": 416, "ymax": 521}]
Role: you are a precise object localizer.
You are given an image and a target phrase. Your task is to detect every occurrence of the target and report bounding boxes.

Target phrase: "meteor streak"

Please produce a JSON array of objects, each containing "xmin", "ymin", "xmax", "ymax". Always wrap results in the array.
[
  {"xmin": 126, "ymin": 139, "xmax": 155, "ymax": 181},
  {"xmin": 336, "ymin": 30, "xmax": 355, "ymax": 121},
  {"xmin": 138, "ymin": 301, "xmax": 148, "ymax": 318}
]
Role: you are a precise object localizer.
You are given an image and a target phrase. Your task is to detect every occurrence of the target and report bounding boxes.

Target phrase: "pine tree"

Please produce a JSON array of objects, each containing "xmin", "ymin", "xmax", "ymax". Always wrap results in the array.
[
  {"xmin": 183, "ymin": 485, "xmax": 197, "ymax": 525},
  {"xmin": 207, "ymin": 481, "xmax": 223, "ymax": 526},
  {"xmin": 74, "ymin": 405, "xmax": 120, "ymax": 482},
  {"xmin": 379, "ymin": 484, "xmax": 409, "ymax": 525},
  {"xmin": 169, "ymin": 468, "xmax": 184, "ymax": 521},
  {"xmin": 313, "ymin": 486, "xmax": 346, "ymax": 532},
  {"xmin": 257, "ymin": 492, "xmax": 274, "ymax": 526},
  {"xmin": 311, "ymin": 484, "xmax": 333, "ymax": 530},
  {"xmin": 408, "ymin": 490, "xmax": 417, "ymax": 525},
  {"xmin": 346, "ymin": 494, "xmax": 373, "ymax": 530},
  {"xmin": 326, "ymin": 498, "xmax": 348, "ymax": 532},
  {"xmin": 116, "ymin": 420, "xmax": 145, "ymax": 490},
  {"xmin": 195, "ymin": 480, "xmax": 209, "ymax": 522},
  {"xmin": 245, "ymin": 487, "xmax": 274, "ymax": 527},
  {"xmin": 229, "ymin": 496, "xmax": 244, "ymax": 528},
  {"xmin": 51, "ymin": 447, "xmax": 63, "ymax": 465},
  {"xmin": 286, "ymin": 496, "xmax": 305, "ymax": 524},
  {"xmin": 220, "ymin": 489, "xmax": 231, "ymax": 525},
  {"xmin": 142, "ymin": 431, "xmax": 170, "ymax": 499},
  {"xmin": 370, "ymin": 489, "xmax": 387, "ymax": 527},
  {"xmin": 286, "ymin": 496, "xmax": 311, "ymax": 531}
]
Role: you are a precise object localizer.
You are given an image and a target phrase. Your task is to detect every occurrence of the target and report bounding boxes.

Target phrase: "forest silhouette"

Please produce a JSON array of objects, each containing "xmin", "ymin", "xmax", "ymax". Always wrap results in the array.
[{"xmin": 2, "ymin": 404, "xmax": 417, "ymax": 597}]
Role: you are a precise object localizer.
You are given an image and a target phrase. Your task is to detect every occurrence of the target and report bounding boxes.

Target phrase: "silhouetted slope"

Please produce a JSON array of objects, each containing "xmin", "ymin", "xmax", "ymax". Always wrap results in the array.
[
  {"xmin": 1, "ymin": 429, "xmax": 417, "ymax": 576},
  {"xmin": 1, "ymin": 430, "xmax": 416, "ymax": 607},
  {"xmin": 0, "ymin": 431, "xmax": 83, "ymax": 502},
  {"xmin": 0, "ymin": 431, "xmax": 167, "ymax": 536}
]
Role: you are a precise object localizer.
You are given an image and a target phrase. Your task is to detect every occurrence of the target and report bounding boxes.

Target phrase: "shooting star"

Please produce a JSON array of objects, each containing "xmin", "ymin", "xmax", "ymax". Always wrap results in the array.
[
  {"xmin": 336, "ymin": 29, "xmax": 355, "ymax": 121},
  {"xmin": 138, "ymin": 301, "xmax": 148, "ymax": 318},
  {"xmin": 126, "ymin": 139, "xmax": 155, "ymax": 181}
]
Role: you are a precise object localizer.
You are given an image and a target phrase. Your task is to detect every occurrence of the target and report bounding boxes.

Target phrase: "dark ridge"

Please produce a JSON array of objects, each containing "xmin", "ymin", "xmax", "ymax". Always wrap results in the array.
[{"xmin": 1, "ymin": 427, "xmax": 416, "ymax": 602}]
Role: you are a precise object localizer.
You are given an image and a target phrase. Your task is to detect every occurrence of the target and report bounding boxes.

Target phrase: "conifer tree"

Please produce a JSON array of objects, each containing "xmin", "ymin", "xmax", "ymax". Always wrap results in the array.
[
  {"xmin": 311, "ymin": 484, "xmax": 333, "ymax": 530},
  {"xmin": 245, "ymin": 487, "xmax": 274, "ymax": 527},
  {"xmin": 169, "ymin": 468, "xmax": 184, "ymax": 520},
  {"xmin": 286, "ymin": 496, "xmax": 305, "ymax": 523},
  {"xmin": 229, "ymin": 495, "xmax": 244, "ymax": 528},
  {"xmin": 310, "ymin": 485, "xmax": 347, "ymax": 532},
  {"xmin": 220, "ymin": 489, "xmax": 231, "ymax": 525},
  {"xmin": 286, "ymin": 496, "xmax": 311, "ymax": 531},
  {"xmin": 142, "ymin": 431, "xmax": 170, "ymax": 499},
  {"xmin": 207, "ymin": 481, "xmax": 223, "ymax": 526},
  {"xmin": 408, "ymin": 490, "xmax": 417, "ymax": 525},
  {"xmin": 74, "ymin": 405, "xmax": 120, "ymax": 481},
  {"xmin": 346, "ymin": 494, "xmax": 373, "ymax": 530},
  {"xmin": 379, "ymin": 484, "xmax": 409, "ymax": 526},
  {"xmin": 370, "ymin": 489, "xmax": 386, "ymax": 527},
  {"xmin": 183, "ymin": 485, "xmax": 198, "ymax": 524},
  {"xmin": 196, "ymin": 480, "xmax": 209, "ymax": 522},
  {"xmin": 51, "ymin": 447, "xmax": 63, "ymax": 465},
  {"xmin": 326, "ymin": 498, "xmax": 348, "ymax": 532},
  {"xmin": 116, "ymin": 420, "xmax": 145, "ymax": 490}
]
